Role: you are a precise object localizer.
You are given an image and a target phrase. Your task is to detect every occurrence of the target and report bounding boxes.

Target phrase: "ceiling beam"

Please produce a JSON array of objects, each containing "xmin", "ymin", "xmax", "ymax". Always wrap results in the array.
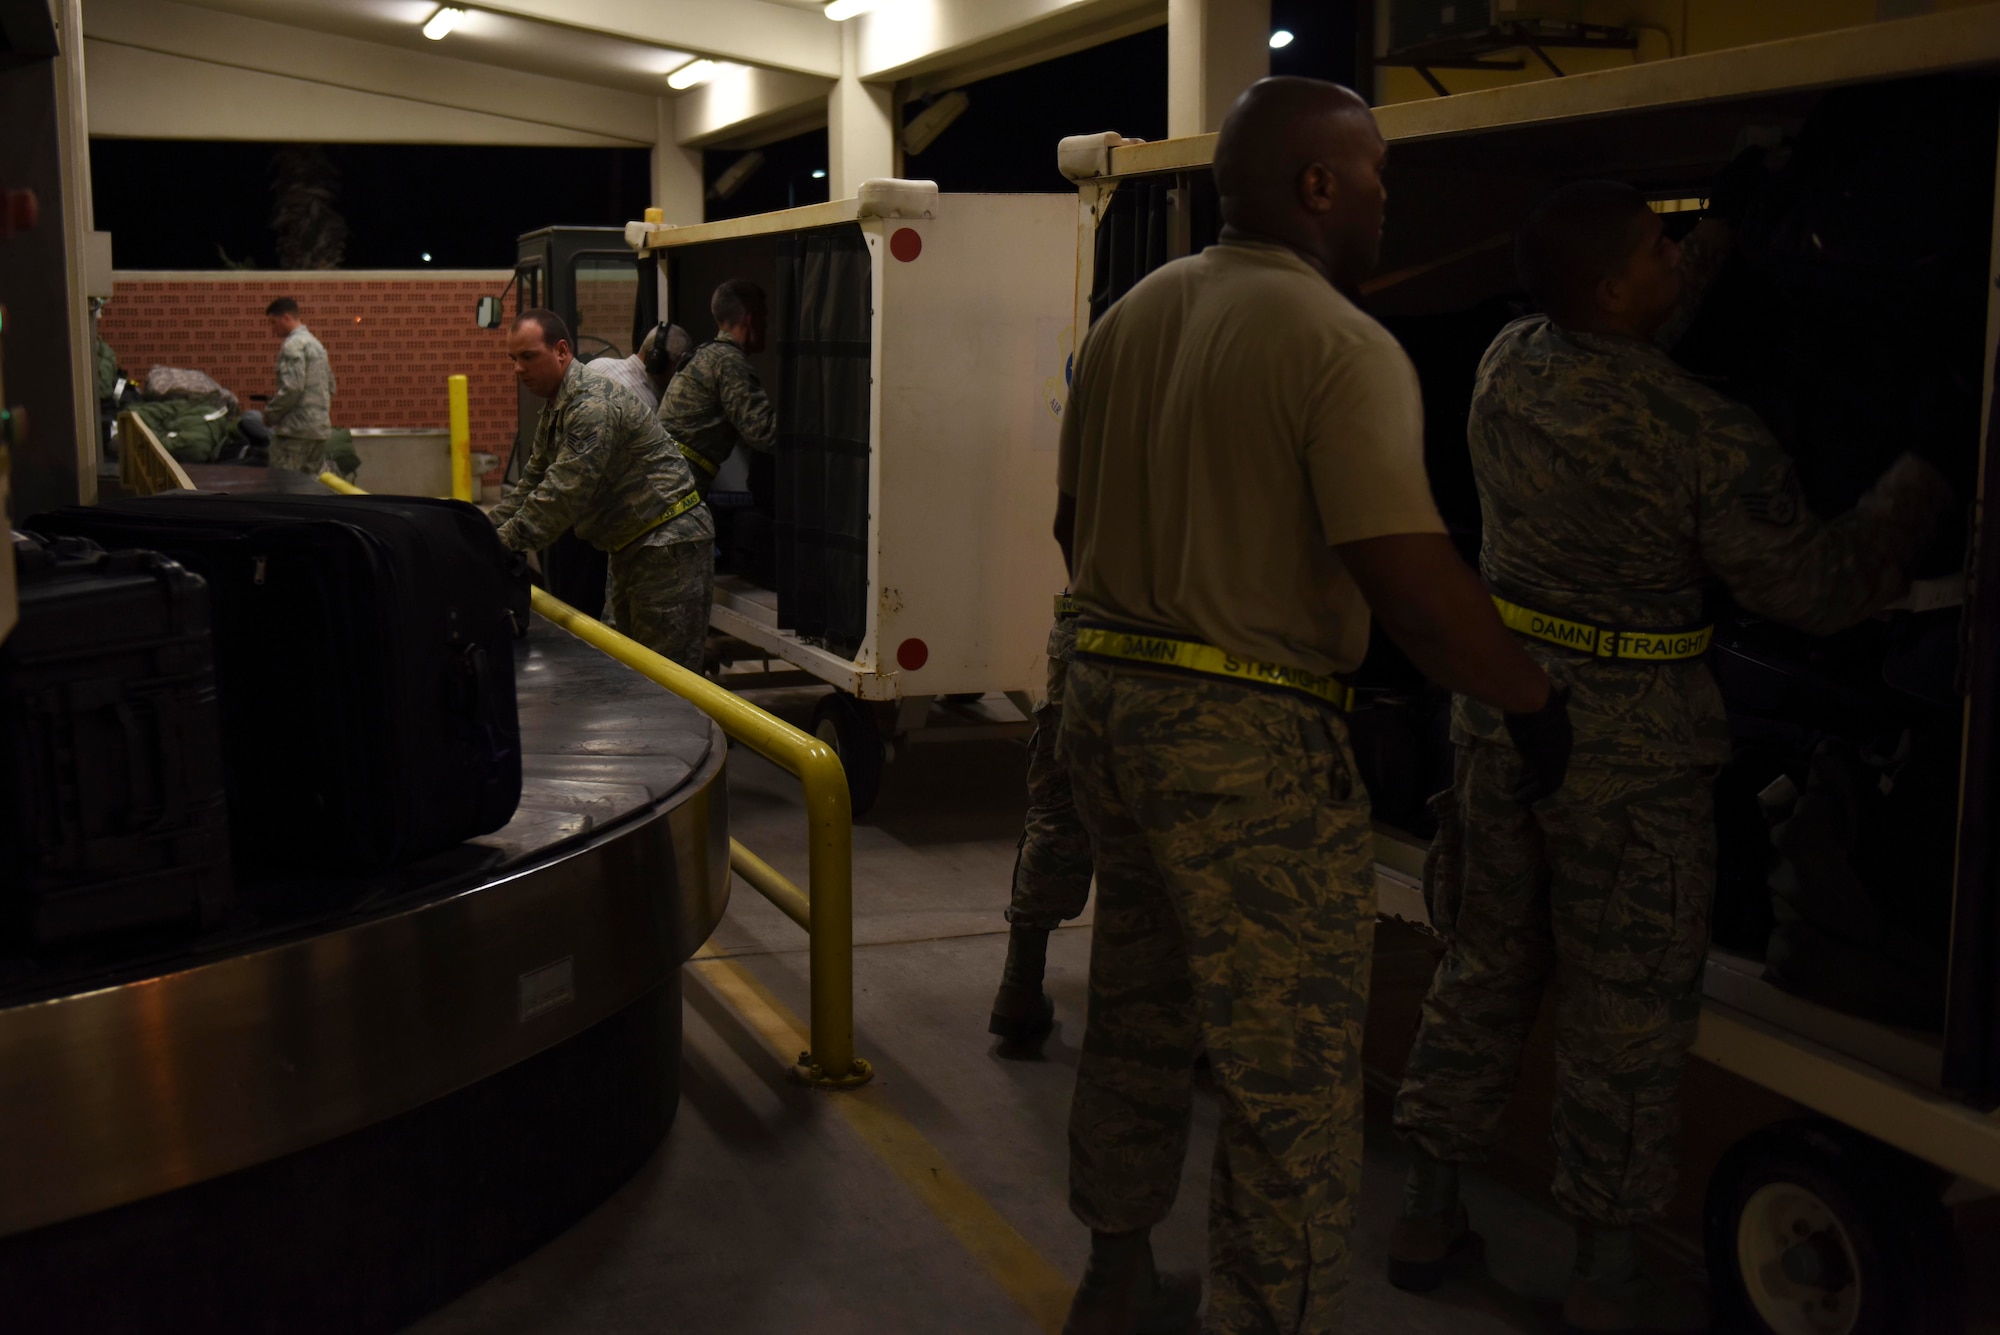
[
  {"xmin": 673, "ymin": 66, "xmax": 833, "ymax": 149},
  {"xmin": 470, "ymin": 0, "xmax": 842, "ymax": 79},
  {"xmin": 855, "ymin": 0, "xmax": 1164, "ymax": 84},
  {"xmin": 83, "ymin": 0, "xmax": 657, "ymax": 142}
]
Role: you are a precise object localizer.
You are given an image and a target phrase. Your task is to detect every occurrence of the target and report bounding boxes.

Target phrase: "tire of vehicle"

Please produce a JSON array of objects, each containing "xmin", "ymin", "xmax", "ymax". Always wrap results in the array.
[
  {"xmin": 1705, "ymin": 1118, "xmax": 1961, "ymax": 1335},
  {"xmin": 811, "ymin": 692, "xmax": 884, "ymax": 819}
]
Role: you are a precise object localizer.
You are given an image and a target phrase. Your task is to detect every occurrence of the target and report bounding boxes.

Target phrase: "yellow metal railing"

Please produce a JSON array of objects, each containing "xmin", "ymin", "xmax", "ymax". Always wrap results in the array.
[
  {"xmin": 118, "ymin": 411, "xmax": 195, "ymax": 497},
  {"xmin": 318, "ymin": 472, "xmax": 869, "ymax": 1088}
]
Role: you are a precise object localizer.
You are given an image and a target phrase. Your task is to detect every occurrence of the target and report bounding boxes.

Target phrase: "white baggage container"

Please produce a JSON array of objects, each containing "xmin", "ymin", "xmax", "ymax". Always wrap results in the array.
[{"xmin": 631, "ymin": 182, "xmax": 1074, "ymax": 813}]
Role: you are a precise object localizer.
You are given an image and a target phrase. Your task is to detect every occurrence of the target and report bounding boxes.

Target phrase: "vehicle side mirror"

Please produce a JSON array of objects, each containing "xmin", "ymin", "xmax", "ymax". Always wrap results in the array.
[{"xmin": 476, "ymin": 296, "xmax": 504, "ymax": 329}]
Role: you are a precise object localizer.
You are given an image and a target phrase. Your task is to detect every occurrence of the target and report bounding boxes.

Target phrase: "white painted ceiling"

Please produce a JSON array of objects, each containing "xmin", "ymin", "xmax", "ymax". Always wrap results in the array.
[{"xmin": 174, "ymin": 0, "xmax": 793, "ymax": 94}]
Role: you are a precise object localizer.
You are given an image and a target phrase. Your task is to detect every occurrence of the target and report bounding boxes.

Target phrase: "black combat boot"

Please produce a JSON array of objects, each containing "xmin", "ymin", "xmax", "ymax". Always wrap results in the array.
[
  {"xmin": 988, "ymin": 922, "xmax": 1055, "ymax": 1054},
  {"xmin": 1061, "ymin": 1228, "xmax": 1202, "ymax": 1335},
  {"xmin": 1386, "ymin": 1150, "xmax": 1480, "ymax": 1292},
  {"xmin": 1562, "ymin": 1221, "xmax": 1709, "ymax": 1332}
]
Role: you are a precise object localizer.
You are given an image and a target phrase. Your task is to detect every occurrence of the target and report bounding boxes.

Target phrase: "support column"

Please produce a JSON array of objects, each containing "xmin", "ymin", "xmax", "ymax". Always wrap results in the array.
[
  {"xmin": 828, "ymin": 22, "xmax": 894, "ymax": 196},
  {"xmin": 1168, "ymin": 0, "xmax": 1272, "ymax": 139},
  {"xmin": 652, "ymin": 97, "xmax": 705, "ymax": 226},
  {"xmin": 54, "ymin": 0, "xmax": 96, "ymax": 505}
]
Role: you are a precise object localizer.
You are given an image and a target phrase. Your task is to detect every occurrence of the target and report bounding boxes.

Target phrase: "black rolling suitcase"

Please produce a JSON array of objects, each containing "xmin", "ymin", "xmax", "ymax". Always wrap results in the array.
[
  {"xmin": 32, "ymin": 493, "xmax": 522, "ymax": 875},
  {"xmin": 0, "ymin": 533, "xmax": 232, "ymax": 947}
]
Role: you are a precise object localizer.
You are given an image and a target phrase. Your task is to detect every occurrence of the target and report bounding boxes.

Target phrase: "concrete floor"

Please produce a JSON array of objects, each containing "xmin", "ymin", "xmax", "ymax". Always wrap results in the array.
[
  {"xmin": 409, "ymin": 684, "xmax": 1988, "ymax": 1335},
  {"xmin": 409, "ymin": 686, "xmax": 1611, "ymax": 1334}
]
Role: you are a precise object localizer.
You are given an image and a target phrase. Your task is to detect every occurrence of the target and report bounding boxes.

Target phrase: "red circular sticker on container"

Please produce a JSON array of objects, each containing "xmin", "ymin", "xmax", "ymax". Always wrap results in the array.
[
  {"xmin": 896, "ymin": 637, "xmax": 929, "ymax": 671},
  {"xmin": 889, "ymin": 228, "xmax": 923, "ymax": 263}
]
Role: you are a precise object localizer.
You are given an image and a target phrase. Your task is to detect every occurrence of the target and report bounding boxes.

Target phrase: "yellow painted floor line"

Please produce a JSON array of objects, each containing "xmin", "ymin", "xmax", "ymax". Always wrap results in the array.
[{"xmin": 688, "ymin": 953, "xmax": 1074, "ymax": 1334}]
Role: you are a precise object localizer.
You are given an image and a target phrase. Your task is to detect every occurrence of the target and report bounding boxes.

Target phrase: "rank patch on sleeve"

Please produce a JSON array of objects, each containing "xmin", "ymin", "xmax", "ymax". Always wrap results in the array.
[{"xmin": 1742, "ymin": 468, "xmax": 1803, "ymax": 527}]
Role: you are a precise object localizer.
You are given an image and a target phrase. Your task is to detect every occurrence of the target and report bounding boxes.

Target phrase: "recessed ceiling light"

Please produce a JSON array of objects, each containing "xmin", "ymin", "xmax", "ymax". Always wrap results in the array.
[
  {"xmin": 825, "ymin": 0, "xmax": 878, "ymax": 21},
  {"xmin": 1269, "ymin": 29, "xmax": 1295, "ymax": 49},
  {"xmin": 421, "ymin": 252, "xmax": 433, "ymax": 262},
  {"xmin": 811, "ymin": 169, "xmax": 827, "ymax": 179},
  {"xmin": 422, "ymin": 6, "xmax": 463, "ymax": 40},
  {"xmin": 667, "ymin": 58, "xmax": 720, "ymax": 90}
]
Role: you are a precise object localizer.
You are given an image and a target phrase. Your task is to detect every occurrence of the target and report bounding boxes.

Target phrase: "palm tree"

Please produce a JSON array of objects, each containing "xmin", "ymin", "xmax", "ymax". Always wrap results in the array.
[{"xmin": 270, "ymin": 146, "xmax": 348, "ymax": 270}]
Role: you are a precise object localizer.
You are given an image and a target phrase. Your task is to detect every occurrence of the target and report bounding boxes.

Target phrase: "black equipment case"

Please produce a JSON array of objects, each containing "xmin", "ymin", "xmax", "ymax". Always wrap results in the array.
[
  {"xmin": 31, "ymin": 494, "xmax": 522, "ymax": 875},
  {"xmin": 0, "ymin": 533, "xmax": 232, "ymax": 947}
]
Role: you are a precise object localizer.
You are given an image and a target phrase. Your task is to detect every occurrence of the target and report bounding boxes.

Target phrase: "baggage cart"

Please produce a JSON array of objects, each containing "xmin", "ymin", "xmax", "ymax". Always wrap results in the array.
[
  {"xmin": 1063, "ymin": 9, "xmax": 2000, "ymax": 1330},
  {"xmin": 627, "ymin": 181, "xmax": 1074, "ymax": 814}
]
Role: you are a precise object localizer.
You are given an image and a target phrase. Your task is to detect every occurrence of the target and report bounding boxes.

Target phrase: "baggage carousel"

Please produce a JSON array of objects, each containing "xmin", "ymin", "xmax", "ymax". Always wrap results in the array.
[{"xmin": 0, "ymin": 619, "xmax": 728, "ymax": 1332}]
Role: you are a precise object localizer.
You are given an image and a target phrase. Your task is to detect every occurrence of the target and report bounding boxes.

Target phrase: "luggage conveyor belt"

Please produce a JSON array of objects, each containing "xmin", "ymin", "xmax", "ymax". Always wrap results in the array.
[{"xmin": 0, "ymin": 620, "xmax": 729, "ymax": 1333}]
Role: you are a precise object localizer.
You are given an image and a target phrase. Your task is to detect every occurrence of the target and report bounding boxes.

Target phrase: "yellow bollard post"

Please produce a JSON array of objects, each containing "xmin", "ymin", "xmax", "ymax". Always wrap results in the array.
[{"xmin": 447, "ymin": 374, "xmax": 472, "ymax": 502}]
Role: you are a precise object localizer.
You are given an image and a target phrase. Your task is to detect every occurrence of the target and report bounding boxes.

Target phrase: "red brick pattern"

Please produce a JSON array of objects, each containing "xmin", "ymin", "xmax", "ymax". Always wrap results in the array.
[
  {"xmin": 100, "ymin": 276, "xmax": 522, "ymax": 481},
  {"xmin": 574, "ymin": 273, "xmax": 641, "ymax": 357}
]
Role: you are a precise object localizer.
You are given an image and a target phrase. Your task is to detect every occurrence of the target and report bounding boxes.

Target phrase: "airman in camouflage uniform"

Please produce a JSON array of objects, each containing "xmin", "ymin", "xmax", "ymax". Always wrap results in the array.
[
  {"xmin": 987, "ymin": 606, "xmax": 1095, "ymax": 1052},
  {"xmin": 263, "ymin": 297, "xmax": 336, "ymax": 473},
  {"xmin": 1053, "ymin": 81, "xmax": 1568, "ymax": 1335},
  {"xmin": 657, "ymin": 279, "xmax": 776, "ymax": 495},
  {"xmin": 495, "ymin": 317, "xmax": 713, "ymax": 672},
  {"xmin": 1390, "ymin": 182, "xmax": 1952, "ymax": 1329}
]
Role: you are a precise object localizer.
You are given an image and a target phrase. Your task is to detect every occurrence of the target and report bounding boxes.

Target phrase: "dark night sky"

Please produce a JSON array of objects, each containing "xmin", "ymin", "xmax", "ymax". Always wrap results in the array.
[{"xmin": 93, "ymin": 4, "xmax": 1361, "ymax": 267}]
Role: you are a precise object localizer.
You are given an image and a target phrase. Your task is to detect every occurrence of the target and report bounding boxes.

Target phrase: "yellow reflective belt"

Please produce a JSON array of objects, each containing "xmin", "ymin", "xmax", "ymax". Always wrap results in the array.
[
  {"xmin": 1074, "ymin": 625, "xmax": 1356, "ymax": 712},
  {"xmin": 612, "ymin": 488, "xmax": 705, "ymax": 552},
  {"xmin": 1054, "ymin": 593, "xmax": 1079, "ymax": 619},
  {"xmin": 1490, "ymin": 596, "xmax": 1713, "ymax": 662},
  {"xmin": 677, "ymin": 442, "xmax": 719, "ymax": 476}
]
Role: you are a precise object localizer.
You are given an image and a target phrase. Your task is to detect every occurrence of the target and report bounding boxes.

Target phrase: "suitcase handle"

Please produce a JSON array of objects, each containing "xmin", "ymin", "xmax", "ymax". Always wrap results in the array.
[{"xmin": 111, "ymin": 698, "xmax": 184, "ymax": 834}]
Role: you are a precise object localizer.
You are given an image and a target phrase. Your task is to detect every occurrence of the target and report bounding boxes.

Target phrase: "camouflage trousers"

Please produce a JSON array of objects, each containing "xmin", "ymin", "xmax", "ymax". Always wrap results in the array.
[
  {"xmin": 604, "ymin": 530, "xmax": 714, "ymax": 673},
  {"xmin": 1393, "ymin": 739, "xmax": 1714, "ymax": 1227},
  {"xmin": 1058, "ymin": 659, "xmax": 1376, "ymax": 1334},
  {"xmin": 1006, "ymin": 616, "xmax": 1093, "ymax": 930},
  {"xmin": 269, "ymin": 434, "xmax": 325, "ymax": 472}
]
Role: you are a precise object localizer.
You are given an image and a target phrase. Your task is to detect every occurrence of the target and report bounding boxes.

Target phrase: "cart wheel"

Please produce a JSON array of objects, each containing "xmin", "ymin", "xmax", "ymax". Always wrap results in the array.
[
  {"xmin": 812, "ymin": 693, "xmax": 884, "ymax": 818},
  {"xmin": 1705, "ymin": 1118, "xmax": 1961, "ymax": 1335}
]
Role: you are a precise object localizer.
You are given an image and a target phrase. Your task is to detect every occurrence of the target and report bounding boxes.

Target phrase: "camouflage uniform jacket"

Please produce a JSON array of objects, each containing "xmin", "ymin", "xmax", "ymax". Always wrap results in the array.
[
  {"xmin": 267, "ymin": 325, "xmax": 335, "ymax": 440},
  {"xmin": 1454, "ymin": 317, "xmax": 1950, "ymax": 768},
  {"xmin": 656, "ymin": 334, "xmax": 776, "ymax": 478},
  {"xmin": 492, "ymin": 360, "xmax": 712, "ymax": 555}
]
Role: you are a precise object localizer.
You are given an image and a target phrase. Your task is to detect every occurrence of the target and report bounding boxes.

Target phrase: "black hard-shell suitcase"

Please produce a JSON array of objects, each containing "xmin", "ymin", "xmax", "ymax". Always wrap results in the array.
[
  {"xmin": 0, "ymin": 533, "xmax": 232, "ymax": 947},
  {"xmin": 32, "ymin": 493, "xmax": 522, "ymax": 875}
]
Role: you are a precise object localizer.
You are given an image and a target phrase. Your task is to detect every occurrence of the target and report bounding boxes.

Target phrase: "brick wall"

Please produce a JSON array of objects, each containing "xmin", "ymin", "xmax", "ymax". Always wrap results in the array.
[
  {"xmin": 573, "ymin": 272, "xmax": 641, "ymax": 358},
  {"xmin": 99, "ymin": 273, "xmax": 521, "ymax": 479}
]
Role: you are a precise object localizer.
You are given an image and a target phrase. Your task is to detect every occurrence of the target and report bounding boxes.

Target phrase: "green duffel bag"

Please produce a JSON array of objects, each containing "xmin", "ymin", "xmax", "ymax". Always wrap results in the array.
[
  {"xmin": 322, "ymin": 427, "xmax": 361, "ymax": 482},
  {"xmin": 128, "ymin": 397, "xmax": 238, "ymax": 464}
]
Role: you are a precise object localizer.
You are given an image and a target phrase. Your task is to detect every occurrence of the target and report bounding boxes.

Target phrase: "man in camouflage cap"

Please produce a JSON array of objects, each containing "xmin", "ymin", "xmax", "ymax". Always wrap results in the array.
[
  {"xmin": 263, "ymin": 296, "xmax": 336, "ymax": 473},
  {"xmin": 1054, "ymin": 77, "xmax": 1569, "ymax": 1335},
  {"xmin": 657, "ymin": 278, "xmax": 775, "ymax": 496},
  {"xmin": 1388, "ymin": 180, "xmax": 1954, "ymax": 1331},
  {"xmin": 985, "ymin": 598, "xmax": 1091, "ymax": 1055},
  {"xmin": 494, "ymin": 308, "xmax": 714, "ymax": 672}
]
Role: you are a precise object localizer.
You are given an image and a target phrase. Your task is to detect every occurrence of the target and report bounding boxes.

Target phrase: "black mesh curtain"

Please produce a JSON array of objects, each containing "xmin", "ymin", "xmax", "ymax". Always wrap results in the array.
[
  {"xmin": 775, "ymin": 226, "xmax": 872, "ymax": 657},
  {"xmin": 1088, "ymin": 173, "xmax": 1221, "ymax": 321}
]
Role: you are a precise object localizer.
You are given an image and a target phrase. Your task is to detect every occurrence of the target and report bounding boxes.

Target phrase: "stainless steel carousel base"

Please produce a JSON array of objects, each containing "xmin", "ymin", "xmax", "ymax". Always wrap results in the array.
[{"xmin": 0, "ymin": 624, "xmax": 727, "ymax": 1333}]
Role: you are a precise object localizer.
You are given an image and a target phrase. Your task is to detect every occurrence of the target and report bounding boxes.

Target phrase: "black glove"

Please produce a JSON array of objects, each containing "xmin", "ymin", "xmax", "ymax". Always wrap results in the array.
[
  {"xmin": 1706, "ymin": 145, "xmax": 1771, "ymax": 229},
  {"xmin": 503, "ymin": 549, "xmax": 534, "ymax": 639},
  {"xmin": 1504, "ymin": 686, "xmax": 1573, "ymax": 804}
]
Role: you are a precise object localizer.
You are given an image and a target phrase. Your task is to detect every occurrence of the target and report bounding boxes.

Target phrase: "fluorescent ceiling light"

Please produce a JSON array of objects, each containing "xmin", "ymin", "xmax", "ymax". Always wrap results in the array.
[
  {"xmin": 1268, "ymin": 29, "xmax": 1294, "ymax": 49},
  {"xmin": 667, "ymin": 58, "xmax": 720, "ymax": 90},
  {"xmin": 825, "ymin": 0, "xmax": 878, "ymax": 20},
  {"xmin": 422, "ymin": 6, "xmax": 463, "ymax": 40}
]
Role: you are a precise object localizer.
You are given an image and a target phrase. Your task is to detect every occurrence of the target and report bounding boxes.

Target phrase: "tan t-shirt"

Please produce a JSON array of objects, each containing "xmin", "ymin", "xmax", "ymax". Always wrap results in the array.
[{"xmin": 1058, "ymin": 241, "xmax": 1444, "ymax": 676}]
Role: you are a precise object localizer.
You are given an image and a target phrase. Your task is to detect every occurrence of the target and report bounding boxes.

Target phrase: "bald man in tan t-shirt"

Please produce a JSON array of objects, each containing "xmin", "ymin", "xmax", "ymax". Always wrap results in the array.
[{"xmin": 1052, "ymin": 79, "xmax": 1573, "ymax": 1335}]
